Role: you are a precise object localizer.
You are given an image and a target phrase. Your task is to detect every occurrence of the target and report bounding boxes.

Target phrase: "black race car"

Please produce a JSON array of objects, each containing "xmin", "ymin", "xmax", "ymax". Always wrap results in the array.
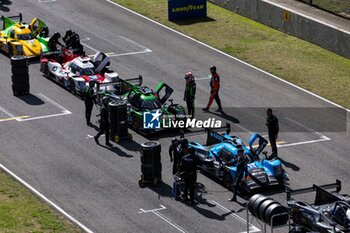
[{"xmin": 287, "ymin": 180, "xmax": 350, "ymax": 233}]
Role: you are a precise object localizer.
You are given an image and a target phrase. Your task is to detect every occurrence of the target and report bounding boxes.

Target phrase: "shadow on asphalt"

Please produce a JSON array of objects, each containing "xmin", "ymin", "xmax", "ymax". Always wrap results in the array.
[
  {"xmin": 97, "ymin": 143, "xmax": 133, "ymax": 158},
  {"xmin": 147, "ymin": 181, "xmax": 173, "ymax": 198},
  {"xmin": 16, "ymin": 93, "xmax": 45, "ymax": 105},
  {"xmin": 0, "ymin": 0, "xmax": 11, "ymax": 13},
  {"xmin": 279, "ymin": 157, "xmax": 301, "ymax": 171},
  {"xmin": 171, "ymin": 16, "xmax": 216, "ymax": 26},
  {"xmin": 118, "ymin": 139, "xmax": 141, "ymax": 152}
]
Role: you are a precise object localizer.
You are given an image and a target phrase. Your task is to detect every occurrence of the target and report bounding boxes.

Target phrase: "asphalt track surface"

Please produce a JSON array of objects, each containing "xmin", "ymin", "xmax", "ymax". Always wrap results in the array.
[{"xmin": 0, "ymin": 0, "xmax": 349, "ymax": 232}]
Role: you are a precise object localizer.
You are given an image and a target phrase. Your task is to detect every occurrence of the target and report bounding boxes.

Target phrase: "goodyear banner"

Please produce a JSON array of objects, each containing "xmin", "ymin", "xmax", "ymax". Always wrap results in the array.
[{"xmin": 168, "ymin": 0, "xmax": 207, "ymax": 21}]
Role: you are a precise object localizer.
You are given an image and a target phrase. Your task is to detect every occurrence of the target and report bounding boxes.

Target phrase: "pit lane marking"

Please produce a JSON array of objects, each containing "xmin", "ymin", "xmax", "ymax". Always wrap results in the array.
[
  {"xmin": 277, "ymin": 117, "xmax": 331, "ymax": 148},
  {"xmin": 209, "ymin": 200, "xmax": 261, "ymax": 233},
  {"xmin": 139, "ymin": 205, "xmax": 187, "ymax": 233},
  {"xmin": 0, "ymin": 115, "xmax": 30, "ymax": 122},
  {"xmin": 38, "ymin": 0, "xmax": 56, "ymax": 2},
  {"xmin": 16, "ymin": 93, "xmax": 72, "ymax": 122}
]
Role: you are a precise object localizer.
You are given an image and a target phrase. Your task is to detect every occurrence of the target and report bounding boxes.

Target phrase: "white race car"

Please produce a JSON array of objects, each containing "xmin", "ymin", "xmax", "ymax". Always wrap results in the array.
[{"xmin": 40, "ymin": 49, "xmax": 119, "ymax": 95}]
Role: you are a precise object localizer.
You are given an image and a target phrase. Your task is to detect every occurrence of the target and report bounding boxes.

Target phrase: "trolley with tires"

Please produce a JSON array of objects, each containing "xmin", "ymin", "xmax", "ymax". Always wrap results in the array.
[
  {"xmin": 108, "ymin": 100, "xmax": 132, "ymax": 143},
  {"xmin": 138, "ymin": 141, "xmax": 162, "ymax": 187},
  {"xmin": 11, "ymin": 56, "xmax": 30, "ymax": 96}
]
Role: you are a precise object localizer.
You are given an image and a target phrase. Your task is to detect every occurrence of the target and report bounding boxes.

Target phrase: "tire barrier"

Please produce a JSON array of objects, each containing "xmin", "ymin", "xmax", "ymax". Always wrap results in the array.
[
  {"xmin": 247, "ymin": 194, "xmax": 289, "ymax": 226},
  {"xmin": 109, "ymin": 100, "xmax": 131, "ymax": 142},
  {"xmin": 11, "ymin": 56, "xmax": 30, "ymax": 96},
  {"xmin": 139, "ymin": 141, "xmax": 162, "ymax": 187}
]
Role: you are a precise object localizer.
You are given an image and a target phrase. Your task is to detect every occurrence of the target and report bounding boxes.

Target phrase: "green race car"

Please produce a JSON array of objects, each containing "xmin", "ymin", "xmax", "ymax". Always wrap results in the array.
[
  {"xmin": 0, "ymin": 13, "xmax": 50, "ymax": 57},
  {"xmin": 96, "ymin": 76, "xmax": 187, "ymax": 134}
]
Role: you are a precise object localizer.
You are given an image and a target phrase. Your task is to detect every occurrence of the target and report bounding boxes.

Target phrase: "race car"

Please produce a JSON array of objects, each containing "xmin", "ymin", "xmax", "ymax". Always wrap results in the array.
[
  {"xmin": 95, "ymin": 76, "xmax": 187, "ymax": 133},
  {"xmin": 40, "ymin": 50, "xmax": 119, "ymax": 95},
  {"xmin": 287, "ymin": 180, "xmax": 350, "ymax": 233},
  {"xmin": 0, "ymin": 13, "xmax": 50, "ymax": 57},
  {"xmin": 188, "ymin": 124, "xmax": 288, "ymax": 192}
]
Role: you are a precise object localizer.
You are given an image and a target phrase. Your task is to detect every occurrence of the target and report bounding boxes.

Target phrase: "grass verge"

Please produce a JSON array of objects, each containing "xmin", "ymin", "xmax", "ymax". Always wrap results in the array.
[
  {"xmin": 0, "ymin": 169, "xmax": 81, "ymax": 233},
  {"xmin": 112, "ymin": 0, "xmax": 350, "ymax": 108}
]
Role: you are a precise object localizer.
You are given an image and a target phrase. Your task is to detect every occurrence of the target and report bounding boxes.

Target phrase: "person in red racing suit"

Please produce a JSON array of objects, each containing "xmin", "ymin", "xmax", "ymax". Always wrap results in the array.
[{"xmin": 202, "ymin": 66, "xmax": 223, "ymax": 112}]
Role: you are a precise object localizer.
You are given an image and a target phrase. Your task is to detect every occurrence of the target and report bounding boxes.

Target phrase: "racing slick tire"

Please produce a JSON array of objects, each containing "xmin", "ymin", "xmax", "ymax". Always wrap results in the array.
[
  {"xmin": 258, "ymin": 199, "xmax": 279, "ymax": 220},
  {"xmin": 248, "ymin": 194, "xmax": 264, "ymax": 214},
  {"xmin": 264, "ymin": 203, "xmax": 288, "ymax": 226},
  {"xmin": 12, "ymin": 74, "xmax": 29, "ymax": 84},
  {"xmin": 223, "ymin": 169, "xmax": 233, "ymax": 190},
  {"xmin": 12, "ymin": 66, "xmax": 29, "ymax": 76},
  {"xmin": 11, "ymin": 55, "xmax": 28, "ymax": 67},
  {"xmin": 140, "ymin": 141, "xmax": 161, "ymax": 164},
  {"xmin": 69, "ymin": 80, "xmax": 76, "ymax": 95},
  {"xmin": 252, "ymin": 196, "xmax": 272, "ymax": 218}
]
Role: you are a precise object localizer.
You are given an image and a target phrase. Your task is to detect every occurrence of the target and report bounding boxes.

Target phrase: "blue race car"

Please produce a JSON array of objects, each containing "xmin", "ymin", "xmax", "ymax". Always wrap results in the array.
[{"xmin": 188, "ymin": 124, "xmax": 288, "ymax": 192}]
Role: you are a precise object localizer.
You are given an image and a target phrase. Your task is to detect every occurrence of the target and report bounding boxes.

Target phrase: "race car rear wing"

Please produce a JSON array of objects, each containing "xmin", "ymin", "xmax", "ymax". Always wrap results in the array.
[
  {"xmin": 205, "ymin": 123, "xmax": 231, "ymax": 146},
  {"xmin": 1, "ymin": 13, "xmax": 22, "ymax": 30},
  {"xmin": 286, "ymin": 180, "xmax": 342, "ymax": 204},
  {"xmin": 96, "ymin": 76, "xmax": 143, "ymax": 95}
]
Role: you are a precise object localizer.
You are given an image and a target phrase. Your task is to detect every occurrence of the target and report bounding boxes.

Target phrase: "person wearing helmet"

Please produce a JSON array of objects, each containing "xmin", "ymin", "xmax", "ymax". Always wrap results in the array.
[
  {"xmin": 83, "ymin": 80, "xmax": 96, "ymax": 126},
  {"xmin": 229, "ymin": 146, "xmax": 248, "ymax": 202},
  {"xmin": 48, "ymin": 32, "xmax": 64, "ymax": 51},
  {"xmin": 183, "ymin": 72, "xmax": 196, "ymax": 119},
  {"xmin": 94, "ymin": 97, "xmax": 112, "ymax": 147},
  {"xmin": 202, "ymin": 66, "xmax": 223, "ymax": 112}
]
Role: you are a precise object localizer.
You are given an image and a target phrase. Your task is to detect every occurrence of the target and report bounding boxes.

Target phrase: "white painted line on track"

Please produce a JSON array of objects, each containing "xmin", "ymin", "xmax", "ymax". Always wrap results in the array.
[
  {"xmin": 81, "ymin": 42, "xmax": 99, "ymax": 53},
  {"xmin": 119, "ymin": 35, "xmax": 151, "ymax": 51},
  {"xmin": 195, "ymin": 76, "xmax": 211, "ymax": 81},
  {"xmin": 38, "ymin": 0, "xmax": 56, "ymax": 2},
  {"xmin": 139, "ymin": 205, "xmax": 166, "ymax": 213},
  {"xmin": 105, "ymin": 0, "xmax": 350, "ymax": 113},
  {"xmin": 0, "ymin": 105, "xmax": 16, "ymax": 118},
  {"xmin": 0, "ymin": 163, "xmax": 94, "ymax": 233},
  {"xmin": 209, "ymin": 200, "xmax": 261, "ymax": 233},
  {"xmin": 261, "ymin": 0, "xmax": 350, "ymax": 35},
  {"xmin": 278, "ymin": 137, "xmax": 330, "ymax": 148},
  {"xmin": 285, "ymin": 117, "xmax": 330, "ymax": 140},
  {"xmin": 17, "ymin": 93, "xmax": 72, "ymax": 122},
  {"xmin": 38, "ymin": 93, "xmax": 72, "ymax": 114},
  {"xmin": 80, "ymin": 37, "xmax": 91, "ymax": 42},
  {"xmin": 108, "ymin": 49, "xmax": 152, "ymax": 57},
  {"xmin": 139, "ymin": 205, "xmax": 187, "ymax": 232},
  {"xmin": 153, "ymin": 211, "xmax": 187, "ymax": 233}
]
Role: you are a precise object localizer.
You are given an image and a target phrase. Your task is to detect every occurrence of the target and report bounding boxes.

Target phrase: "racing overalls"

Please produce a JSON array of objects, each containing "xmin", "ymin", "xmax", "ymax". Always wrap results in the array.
[
  {"xmin": 83, "ymin": 86, "xmax": 95, "ymax": 125},
  {"xmin": 179, "ymin": 152, "xmax": 199, "ymax": 205},
  {"xmin": 169, "ymin": 139, "xmax": 181, "ymax": 175},
  {"xmin": 266, "ymin": 114, "xmax": 279, "ymax": 156},
  {"xmin": 184, "ymin": 79, "xmax": 196, "ymax": 119},
  {"xmin": 95, "ymin": 106, "xmax": 110, "ymax": 144},
  {"xmin": 231, "ymin": 154, "xmax": 248, "ymax": 201},
  {"xmin": 206, "ymin": 72, "xmax": 222, "ymax": 110}
]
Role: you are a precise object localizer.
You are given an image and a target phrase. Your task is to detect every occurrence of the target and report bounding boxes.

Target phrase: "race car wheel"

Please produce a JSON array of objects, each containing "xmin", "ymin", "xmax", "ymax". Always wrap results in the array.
[
  {"xmin": 223, "ymin": 170, "xmax": 233, "ymax": 190},
  {"xmin": 264, "ymin": 203, "xmax": 288, "ymax": 226},
  {"xmin": 69, "ymin": 80, "xmax": 76, "ymax": 95}
]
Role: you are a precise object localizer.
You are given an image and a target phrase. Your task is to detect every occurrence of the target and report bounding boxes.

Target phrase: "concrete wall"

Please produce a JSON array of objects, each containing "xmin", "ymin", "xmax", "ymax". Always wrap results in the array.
[{"xmin": 208, "ymin": 0, "xmax": 350, "ymax": 59}]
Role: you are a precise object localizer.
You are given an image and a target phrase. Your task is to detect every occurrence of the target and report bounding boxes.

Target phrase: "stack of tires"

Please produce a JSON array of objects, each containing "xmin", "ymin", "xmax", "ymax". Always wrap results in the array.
[
  {"xmin": 247, "ymin": 194, "xmax": 289, "ymax": 226},
  {"xmin": 109, "ymin": 100, "xmax": 131, "ymax": 142},
  {"xmin": 11, "ymin": 56, "xmax": 30, "ymax": 96},
  {"xmin": 138, "ymin": 141, "xmax": 162, "ymax": 187}
]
